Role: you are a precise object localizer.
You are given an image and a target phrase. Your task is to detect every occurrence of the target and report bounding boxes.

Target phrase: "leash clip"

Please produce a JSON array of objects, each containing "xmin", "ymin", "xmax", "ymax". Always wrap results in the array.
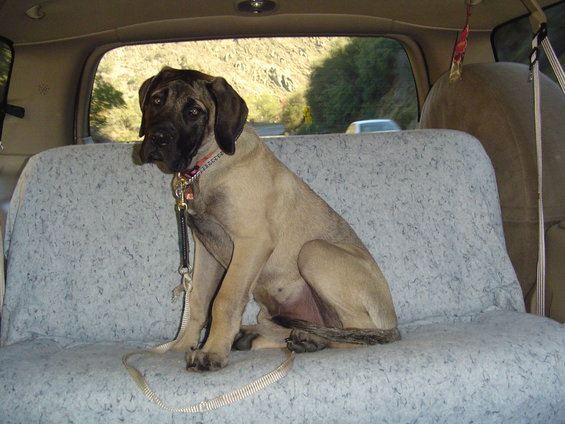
[{"xmin": 173, "ymin": 173, "xmax": 189, "ymax": 210}]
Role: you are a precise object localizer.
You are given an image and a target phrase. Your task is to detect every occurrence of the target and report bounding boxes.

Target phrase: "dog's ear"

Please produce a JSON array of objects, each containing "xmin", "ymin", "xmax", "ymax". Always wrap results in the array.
[
  {"xmin": 206, "ymin": 77, "xmax": 248, "ymax": 155},
  {"xmin": 138, "ymin": 75, "xmax": 157, "ymax": 138}
]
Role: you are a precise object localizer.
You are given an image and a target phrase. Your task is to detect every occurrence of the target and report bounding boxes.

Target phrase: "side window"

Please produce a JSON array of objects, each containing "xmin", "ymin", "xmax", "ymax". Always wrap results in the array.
[
  {"xmin": 492, "ymin": 1, "xmax": 564, "ymax": 84},
  {"xmin": 0, "ymin": 37, "xmax": 15, "ymax": 141},
  {"xmin": 89, "ymin": 37, "xmax": 417, "ymax": 143}
]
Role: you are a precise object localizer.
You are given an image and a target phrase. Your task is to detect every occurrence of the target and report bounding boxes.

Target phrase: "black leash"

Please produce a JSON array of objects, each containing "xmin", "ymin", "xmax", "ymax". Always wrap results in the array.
[
  {"xmin": 176, "ymin": 205, "xmax": 191, "ymax": 275},
  {"xmin": 173, "ymin": 172, "xmax": 193, "ymax": 277}
]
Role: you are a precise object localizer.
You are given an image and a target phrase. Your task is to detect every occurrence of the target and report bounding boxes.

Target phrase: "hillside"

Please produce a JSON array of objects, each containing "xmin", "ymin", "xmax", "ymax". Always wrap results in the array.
[{"xmin": 93, "ymin": 37, "xmax": 343, "ymax": 141}]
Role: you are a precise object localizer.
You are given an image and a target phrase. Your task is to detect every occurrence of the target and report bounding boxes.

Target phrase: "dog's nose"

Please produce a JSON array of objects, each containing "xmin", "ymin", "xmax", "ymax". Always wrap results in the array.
[{"xmin": 148, "ymin": 130, "xmax": 171, "ymax": 147}]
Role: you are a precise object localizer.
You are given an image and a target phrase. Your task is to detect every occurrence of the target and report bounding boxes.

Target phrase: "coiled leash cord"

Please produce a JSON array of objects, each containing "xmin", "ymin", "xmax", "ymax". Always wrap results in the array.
[{"xmin": 122, "ymin": 165, "xmax": 295, "ymax": 413}]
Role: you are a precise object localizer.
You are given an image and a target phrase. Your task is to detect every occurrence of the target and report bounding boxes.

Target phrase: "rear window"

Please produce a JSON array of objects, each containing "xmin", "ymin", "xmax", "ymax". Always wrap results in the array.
[
  {"xmin": 89, "ymin": 37, "xmax": 417, "ymax": 143},
  {"xmin": 0, "ymin": 37, "xmax": 14, "ymax": 141},
  {"xmin": 492, "ymin": 1, "xmax": 565, "ymax": 84}
]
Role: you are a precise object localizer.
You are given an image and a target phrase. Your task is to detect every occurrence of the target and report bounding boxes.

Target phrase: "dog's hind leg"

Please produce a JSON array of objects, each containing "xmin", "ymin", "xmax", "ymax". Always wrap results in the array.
[
  {"xmin": 296, "ymin": 239, "xmax": 398, "ymax": 344},
  {"xmin": 232, "ymin": 325, "xmax": 289, "ymax": 350},
  {"xmin": 232, "ymin": 307, "xmax": 290, "ymax": 350}
]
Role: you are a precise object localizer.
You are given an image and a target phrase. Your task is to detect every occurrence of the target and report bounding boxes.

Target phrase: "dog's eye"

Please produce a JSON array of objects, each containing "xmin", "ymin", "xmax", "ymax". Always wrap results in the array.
[
  {"xmin": 152, "ymin": 96, "xmax": 162, "ymax": 106},
  {"xmin": 183, "ymin": 102, "xmax": 203, "ymax": 119}
]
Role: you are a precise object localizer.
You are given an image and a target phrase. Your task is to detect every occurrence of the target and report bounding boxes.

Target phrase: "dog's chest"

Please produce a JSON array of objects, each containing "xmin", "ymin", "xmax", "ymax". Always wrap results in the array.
[
  {"xmin": 184, "ymin": 184, "xmax": 206, "ymax": 216},
  {"xmin": 185, "ymin": 186, "xmax": 233, "ymax": 268}
]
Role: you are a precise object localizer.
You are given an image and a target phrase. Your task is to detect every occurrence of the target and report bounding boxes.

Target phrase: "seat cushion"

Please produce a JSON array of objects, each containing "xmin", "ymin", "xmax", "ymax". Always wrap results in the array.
[{"xmin": 0, "ymin": 311, "xmax": 563, "ymax": 423}]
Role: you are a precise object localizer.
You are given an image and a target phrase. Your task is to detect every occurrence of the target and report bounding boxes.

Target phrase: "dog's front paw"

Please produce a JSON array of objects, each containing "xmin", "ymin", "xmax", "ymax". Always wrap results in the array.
[{"xmin": 186, "ymin": 350, "xmax": 228, "ymax": 372}]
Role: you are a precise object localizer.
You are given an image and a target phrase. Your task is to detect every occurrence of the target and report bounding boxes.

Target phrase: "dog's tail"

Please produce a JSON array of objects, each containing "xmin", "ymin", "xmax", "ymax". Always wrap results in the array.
[{"xmin": 272, "ymin": 316, "xmax": 400, "ymax": 345}]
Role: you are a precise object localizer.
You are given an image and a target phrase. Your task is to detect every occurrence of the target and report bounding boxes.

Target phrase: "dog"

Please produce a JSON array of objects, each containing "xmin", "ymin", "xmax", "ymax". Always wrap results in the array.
[{"xmin": 138, "ymin": 67, "xmax": 399, "ymax": 372}]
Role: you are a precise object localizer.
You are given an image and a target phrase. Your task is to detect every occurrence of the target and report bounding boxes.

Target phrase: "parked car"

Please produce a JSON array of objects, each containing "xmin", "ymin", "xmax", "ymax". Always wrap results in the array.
[
  {"xmin": 0, "ymin": 0, "xmax": 563, "ymax": 423},
  {"xmin": 345, "ymin": 119, "xmax": 401, "ymax": 133}
]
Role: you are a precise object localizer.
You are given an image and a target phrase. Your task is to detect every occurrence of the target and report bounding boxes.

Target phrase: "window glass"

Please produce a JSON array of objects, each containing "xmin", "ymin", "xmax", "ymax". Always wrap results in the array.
[
  {"xmin": 0, "ymin": 37, "xmax": 14, "ymax": 140},
  {"xmin": 492, "ymin": 1, "xmax": 564, "ymax": 84},
  {"xmin": 90, "ymin": 37, "xmax": 417, "ymax": 143}
]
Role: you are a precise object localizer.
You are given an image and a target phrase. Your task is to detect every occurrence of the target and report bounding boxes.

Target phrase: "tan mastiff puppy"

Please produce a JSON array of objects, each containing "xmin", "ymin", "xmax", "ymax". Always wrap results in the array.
[{"xmin": 138, "ymin": 67, "xmax": 399, "ymax": 371}]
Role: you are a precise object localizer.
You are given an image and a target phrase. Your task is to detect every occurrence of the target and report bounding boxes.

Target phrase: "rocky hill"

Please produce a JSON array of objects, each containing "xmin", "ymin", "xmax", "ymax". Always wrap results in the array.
[{"xmin": 94, "ymin": 37, "xmax": 344, "ymax": 141}]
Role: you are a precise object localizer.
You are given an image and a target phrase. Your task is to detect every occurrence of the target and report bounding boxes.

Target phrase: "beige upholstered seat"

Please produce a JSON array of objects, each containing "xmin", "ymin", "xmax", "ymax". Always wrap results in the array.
[{"xmin": 420, "ymin": 62, "xmax": 565, "ymax": 318}]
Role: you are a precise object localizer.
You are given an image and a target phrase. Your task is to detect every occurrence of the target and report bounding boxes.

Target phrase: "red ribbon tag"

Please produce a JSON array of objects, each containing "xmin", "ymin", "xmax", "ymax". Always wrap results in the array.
[{"xmin": 450, "ymin": 4, "xmax": 472, "ymax": 82}]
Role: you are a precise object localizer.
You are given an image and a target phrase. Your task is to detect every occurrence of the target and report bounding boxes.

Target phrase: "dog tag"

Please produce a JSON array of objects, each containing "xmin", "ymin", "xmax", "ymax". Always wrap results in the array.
[{"xmin": 184, "ymin": 186, "xmax": 194, "ymax": 200}]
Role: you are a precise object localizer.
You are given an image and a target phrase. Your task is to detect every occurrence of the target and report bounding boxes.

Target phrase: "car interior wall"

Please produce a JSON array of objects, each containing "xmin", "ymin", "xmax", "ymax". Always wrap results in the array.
[
  {"xmin": 2, "ymin": 41, "xmax": 87, "ymax": 156},
  {"xmin": 417, "ymin": 30, "xmax": 496, "ymax": 86},
  {"xmin": 0, "ymin": 39, "xmax": 94, "ymax": 228},
  {"xmin": 375, "ymin": 33, "xmax": 430, "ymax": 114},
  {"xmin": 409, "ymin": 30, "xmax": 460, "ymax": 87},
  {"xmin": 462, "ymin": 32, "xmax": 497, "ymax": 68}
]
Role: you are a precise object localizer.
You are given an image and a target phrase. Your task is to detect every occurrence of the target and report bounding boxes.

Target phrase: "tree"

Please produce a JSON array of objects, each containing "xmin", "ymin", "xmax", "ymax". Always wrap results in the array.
[
  {"xmin": 302, "ymin": 38, "xmax": 405, "ymax": 134},
  {"xmin": 0, "ymin": 42, "xmax": 13, "ymax": 102},
  {"xmin": 90, "ymin": 76, "xmax": 126, "ymax": 128},
  {"xmin": 281, "ymin": 91, "xmax": 307, "ymax": 134},
  {"xmin": 248, "ymin": 93, "xmax": 281, "ymax": 123}
]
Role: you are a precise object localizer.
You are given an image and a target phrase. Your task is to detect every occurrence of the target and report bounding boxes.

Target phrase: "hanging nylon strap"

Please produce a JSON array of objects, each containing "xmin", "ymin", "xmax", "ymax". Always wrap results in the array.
[
  {"xmin": 522, "ymin": 0, "xmax": 565, "ymax": 316},
  {"xmin": 539, "ymin": 35, "xmax": 565, "ymax": 93},
  {"xmin": 530, "ymin": 25, "xmax": 546, "ymax": 317}
]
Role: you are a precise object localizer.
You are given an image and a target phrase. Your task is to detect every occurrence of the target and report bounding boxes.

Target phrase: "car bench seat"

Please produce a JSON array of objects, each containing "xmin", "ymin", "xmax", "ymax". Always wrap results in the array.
[
  {"xmin": 419, "ymin": 62, "xmax": 565, "ymax": 317},
  {"xmin": 1, "ymin": 130, "xmax": 564, "ymax": 423}
]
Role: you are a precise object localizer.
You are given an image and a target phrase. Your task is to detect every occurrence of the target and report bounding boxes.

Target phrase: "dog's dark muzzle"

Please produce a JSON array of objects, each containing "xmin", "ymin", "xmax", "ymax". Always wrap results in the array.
[
  {"xmin": 140, "ymin": 124, "xmax": 177, "ymax": 164},
  {"xmin": 148, "ymin": 123, "xmax": 177, "ymax": 147},
  {"xmin": 148, "ymin": 129, "xmax": 172, "ymax": 146}
]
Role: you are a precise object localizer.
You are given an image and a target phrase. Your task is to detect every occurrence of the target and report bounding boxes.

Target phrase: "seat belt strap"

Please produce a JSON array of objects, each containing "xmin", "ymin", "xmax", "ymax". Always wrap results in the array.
[
  {"xmin": 522, "ymin": 0, "xmax": 565, "ymax": 316},
  {"xmin": 530, "ymin": 26, "xmax": 545, "ymax": 316},
  {"xmin": 540, "ymin": 36, "xmax": 565, "ymax": 93},
  {"xmin": 0, "ymin": 221, "xmax": 4, "ymax": 318}
]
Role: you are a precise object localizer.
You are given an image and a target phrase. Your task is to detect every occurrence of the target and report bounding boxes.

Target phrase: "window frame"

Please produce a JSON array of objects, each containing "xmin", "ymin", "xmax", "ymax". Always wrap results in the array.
[{"xmin": 0, "ymin": 36, "xmax": 15, "ymax": 141}]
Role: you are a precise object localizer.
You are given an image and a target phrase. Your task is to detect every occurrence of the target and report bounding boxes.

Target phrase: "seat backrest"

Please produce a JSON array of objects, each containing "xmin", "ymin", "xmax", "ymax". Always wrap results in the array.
[
  {"xmin": 419, "ymin": 62, "xmax": 565, "ymax": 300},
  {"xmin": 1, "ymin": 130, "xmax": 524, "ymax": 345}
]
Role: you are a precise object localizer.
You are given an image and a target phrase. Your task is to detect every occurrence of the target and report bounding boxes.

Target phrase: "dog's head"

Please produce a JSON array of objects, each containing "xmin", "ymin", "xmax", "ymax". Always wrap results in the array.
[{"xmin": 138, "ymin": 67, "xmax": 248, "ymax": 172}]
